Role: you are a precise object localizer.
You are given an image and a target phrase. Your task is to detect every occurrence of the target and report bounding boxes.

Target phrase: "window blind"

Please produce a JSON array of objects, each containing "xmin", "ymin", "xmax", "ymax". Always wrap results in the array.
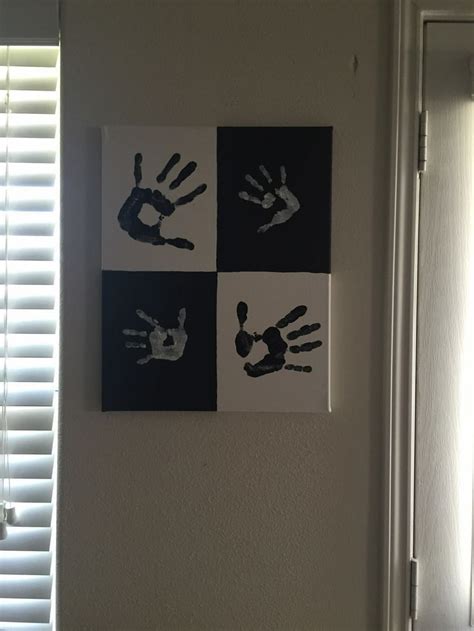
[{"xmin": 0, "ymin": 45, "xmax": 59, "ymax": 631}]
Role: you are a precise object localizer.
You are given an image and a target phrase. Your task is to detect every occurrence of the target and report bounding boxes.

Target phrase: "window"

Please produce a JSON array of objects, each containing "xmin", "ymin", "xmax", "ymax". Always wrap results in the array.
[{"xmin": 0, "ymin": 45, "xmax": 59, "ymax": 630}]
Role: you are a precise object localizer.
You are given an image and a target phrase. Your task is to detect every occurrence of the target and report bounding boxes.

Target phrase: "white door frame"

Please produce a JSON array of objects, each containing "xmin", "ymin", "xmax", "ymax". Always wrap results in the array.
[{"xmin": 385, "ymin": 2, "xmax": 474, "ymax": 630}]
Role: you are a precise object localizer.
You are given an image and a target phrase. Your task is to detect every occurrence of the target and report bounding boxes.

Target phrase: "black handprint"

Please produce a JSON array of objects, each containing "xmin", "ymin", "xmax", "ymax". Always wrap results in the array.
[
  {"xmin": 234, "ymin": 302, "xmax": 322, "ymax": 377},
  {"xmin": 238, "ymin": 164, "xmax": 301, "ymax": 234},
  {"xmin": 117, "ymin": 153, "xmax": 207, "ymax": 250}
]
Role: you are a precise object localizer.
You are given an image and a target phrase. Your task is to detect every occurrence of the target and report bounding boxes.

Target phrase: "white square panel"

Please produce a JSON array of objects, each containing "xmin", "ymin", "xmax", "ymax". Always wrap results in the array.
[
  {"xmin": 217, "ymin": 272, "xmax": 330, "ymax": 412},
  {"xmin": 102, "ymin": 126, "xmax": 216, "ymax": 271}
]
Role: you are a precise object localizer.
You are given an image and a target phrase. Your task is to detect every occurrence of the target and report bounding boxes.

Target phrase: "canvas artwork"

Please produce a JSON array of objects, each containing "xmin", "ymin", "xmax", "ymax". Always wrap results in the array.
[{"xmin": 102, "ymin": 126, "xmax": 332, "ymax": 412}]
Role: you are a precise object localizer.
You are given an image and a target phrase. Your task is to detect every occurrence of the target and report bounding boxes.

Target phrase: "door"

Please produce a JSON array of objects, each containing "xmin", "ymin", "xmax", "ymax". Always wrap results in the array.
[{"xmin": 415, "ymin": 22, "xmax": 474, "ymax": 631}]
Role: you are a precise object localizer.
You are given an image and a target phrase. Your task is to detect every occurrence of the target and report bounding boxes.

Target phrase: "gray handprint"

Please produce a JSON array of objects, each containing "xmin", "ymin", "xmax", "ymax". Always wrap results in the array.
[
  {"xmin": 238, "ymin": 164, "xmax": 301, "ymax": 233},
  {"xmin": 123, "ymin": 307, "xmax": 187, "ymax": 364}
]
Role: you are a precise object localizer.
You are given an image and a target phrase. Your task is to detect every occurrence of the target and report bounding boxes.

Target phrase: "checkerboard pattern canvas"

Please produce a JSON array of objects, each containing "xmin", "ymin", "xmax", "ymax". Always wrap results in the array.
[{"xmin": 102, "ymin": 126, "xmax": 332, "ymax": 412}]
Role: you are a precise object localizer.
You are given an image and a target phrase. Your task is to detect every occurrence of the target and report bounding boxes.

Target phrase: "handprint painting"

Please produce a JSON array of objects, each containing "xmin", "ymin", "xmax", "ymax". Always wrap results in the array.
[
  {"xmin": 217, "ymin": 273, "xmax": 330, "ymax": 413},
  {"xmin": 102, "ymin": 126, "xmax": 217, "ymax": 271},
  {"xmin": 102, "ymin": 125, "xmax": 332, "ymax": 411}
]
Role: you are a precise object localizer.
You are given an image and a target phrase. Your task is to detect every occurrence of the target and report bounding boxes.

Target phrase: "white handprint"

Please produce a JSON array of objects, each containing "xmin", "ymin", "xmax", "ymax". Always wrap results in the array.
[
  {"xmin": 123, "ymin": 307, "xmax": 188, "ymax": 364},
  {"xmin": 238, "ymin": 164, "xmax": 301, "ymax": 233}
]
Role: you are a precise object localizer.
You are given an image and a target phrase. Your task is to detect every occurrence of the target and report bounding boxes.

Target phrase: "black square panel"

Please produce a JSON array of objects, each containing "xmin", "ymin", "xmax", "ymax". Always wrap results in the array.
[
  {"xmin": 217, "ymin": 126, "xmax": 332, "ymax": 272},
  {"xmin": 102, "ymin": 271, "xmax": 217, "ymax": 411}
]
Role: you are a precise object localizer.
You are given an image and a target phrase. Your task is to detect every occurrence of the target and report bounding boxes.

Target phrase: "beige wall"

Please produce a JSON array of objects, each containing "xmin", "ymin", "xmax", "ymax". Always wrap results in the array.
[{"xmin": 58, "ymin": 1, "xmax": 391, "ymax": 629}]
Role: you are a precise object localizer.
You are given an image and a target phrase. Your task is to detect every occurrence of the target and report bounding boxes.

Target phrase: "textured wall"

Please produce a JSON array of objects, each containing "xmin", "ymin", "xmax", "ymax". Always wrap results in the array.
[{"xmin": 58, "ymin": 1, "xmax": 391, "ymax": 629}]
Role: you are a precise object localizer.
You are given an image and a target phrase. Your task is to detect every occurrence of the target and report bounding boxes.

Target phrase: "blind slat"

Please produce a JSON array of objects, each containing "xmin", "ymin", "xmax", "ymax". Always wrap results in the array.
[
  {"xmin": 0, "ymin": 211, "xmax": 55, "ymax": 236},
  {"xmin": 0, "ymin": 79, "xmax": 57, "ymax": 93},
  {"xmin": 0, "ymin": 184, "xmax": 56, "ymax": 196},
  {"xmin": 0, "ymin": 161, "xmax": 56, "ymax": 181},
  {"xmin": 0, "ymin": 190, "xmax": 56, "ymax": 212},
  {"xmin": 0, "ymin": 552, "xmax": 51, "ymax": 576},
  {"xmin": 0, "ymin": 65, "xmax": 57, "ymax": 75},
  {"xmin": 0, "ymin": 82, "xmax": 56, "ymax": 93},
  {"xmin": 0, "ymin": 176, "xmax": 56, "ymax": 189},
  {"xmin": 0, "ymin": 201, "xmax": 55, "ymax": 213},
  {"xmin": 0, "ymin": 102, "xmax": 57, "ymax": 116},
  {"xmin": 7, "ymin": 431, "xmax": 53, "ymax": 455},
  {"xmin": 0, "ymin": 576, "xmax": 52, "ymax": 600},
  {"xmin": 0, "ymin": 126, "xmax": 56, "ymax": 139},
  {"xmin": 0, "ymin": 527, "xmax": 51, "ymax": 552},
  {"xmin": 0, "ymin": 311, "xmax": 56, "ymax": 335},
  {"xmin": 0, "ymin": 290, "xmax": 55, "ymax": 311},
  {"xmin": 6, "ymin": 480, "xmax": 53, "ymax": 503},
  {"xmin": 0, "ymin": 575, "xmax": 52, "ymax": 599},
  {"xmin": 5, "ymin": 384, "xmax": 54, "ymax": 407},
  {"xmin": 6, "ymin": 408, "xmax": 53, "ymax": 431},
  {"xmin": 0, "ymin": 598, "xmax": 50, "ymax": 623},
  {"xmin": 0, "ymin": 359, "xmax": 55, "ymax": 382},
  {"xmin": 0, "ymin": 264, "xmax": 55, "ymax": 285},
  {"xmin": 0, "ymin": 334, "xmax": 55, "ymax": 356},
  {"xmin": 0, "ymin": 49, "xmax": 58, "ymax": 68},
  {"xmin": 0, "ymin": 239, "xmax": 55, "ymax": 261},
  {"xmin": 9, "ymin": 504, "xmax": 52, "ymax": 528},
  {"xmin": 0, "ymin": 623, "xmax": 52, "ymax": 630},
  {"xmin": 8, "ymin": 455, "xmax": 53, "ymax": 479}
]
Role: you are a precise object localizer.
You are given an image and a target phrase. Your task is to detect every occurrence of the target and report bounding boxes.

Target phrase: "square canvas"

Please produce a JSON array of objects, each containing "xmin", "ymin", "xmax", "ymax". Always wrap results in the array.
[
  {"xmin": 102, "ymin": 271, "xmax": 217, "ymax": 411},
  {"xmin": 101, "ymin": 126, "xmax": 332, "ymax": 412},
  {"xmin": 217, "ymin": 273, "xmax": 330, "ymax": 413},
  {"xmin": 217, "ymin": 127, "xmax": 332, "ymax": 272},
  {"xmin": 102, "ymin": 126, "xmax": 216, "ymax": 272}
]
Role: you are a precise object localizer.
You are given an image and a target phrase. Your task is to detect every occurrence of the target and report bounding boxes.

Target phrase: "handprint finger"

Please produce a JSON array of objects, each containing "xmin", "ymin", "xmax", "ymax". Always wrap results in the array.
[
  {"xmin": 289, "ymin": 340, "xmax": 322, "ymax": 353},
  {"xmin": 156, "ymin": 153, "xmax": 181, "ymax": 183},
  {"xmin": 125, "ymin": 341, "xmax": 147, "ymax": 349},
  {"xmin": 280, "ymin": 165, "xmax": 287, "ymax": 185},
  {"xmin": 286, "ymin": 322, "xmax": 321, "ymax": 340},
  {"xmin": 169, "ymin": 161, "xmax": 197, "ymax": 190},
  {"xmin": 163, "ymin": 237, "xmax": 194, "ymax": 250},
  {"xmin": 235, "ymin": 330, "xmax": 254, "ymax": 358},
  {"xmin": 285, "ymin": 364, "xmax": 312, "ymax": 372},
  {"xmin": 178, "ymin": 308, "xmax": 186, "ymax": 327},
  {"xmin": 134, "ymin": 153, "xmax": 143, "ymax": 186},
  {"xmin": 237, "ymin": 301, "xmax": 248, "ymax": 326},
  {"xmin": 245, "ymin": 174, "xmax": 264, "ymax": 192},
  {"xmin": 259, "ymin": 164, "xmax": 272, "ymax": 183},
  {"xmin": 239, "ymin": 191, "xmax": 263, "ymax": 206},
  {"xmin": 122, "ymin": 328, "xmax": 147, "ymax": 337},
  {"xmin": 136, "ymin": 309, "xmax": 158, "ymax": 327},
  {"xmin": 261, "ymin": 192, "xmax": 276, "ymax": 209},
  {"xmin": 174, "ymin": 183, "xmax": 207, "ymax": 206},
  {"xmin": 276, "ymin": 305, "xmax": 307, "ymax": 329},
  {"xmin": 244, "ymin": 352, "xmax": 286, "ymax": 377},
  {"xmin": 137, "ymin": 355, "xmax": 153, "ymax": 365}
]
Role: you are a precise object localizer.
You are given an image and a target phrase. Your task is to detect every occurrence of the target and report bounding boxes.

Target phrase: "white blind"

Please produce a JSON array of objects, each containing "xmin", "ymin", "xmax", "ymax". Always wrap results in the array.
[{"xmin": 0, "ymin": 45, "xmax": 59, "ymax": 631}]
